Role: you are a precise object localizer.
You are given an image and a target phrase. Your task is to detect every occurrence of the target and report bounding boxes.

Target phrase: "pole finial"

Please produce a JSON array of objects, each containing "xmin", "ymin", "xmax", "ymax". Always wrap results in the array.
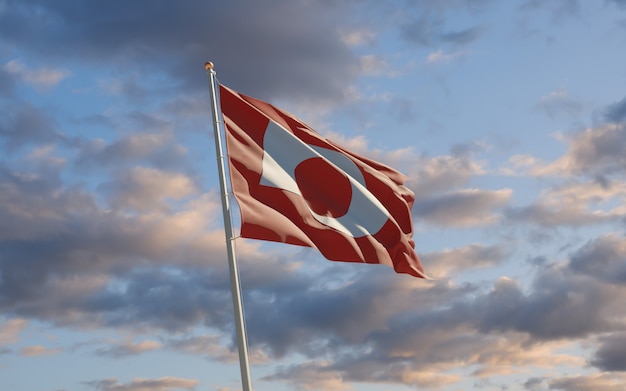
[{"xmin": 205, "ymin": 61, "xmax": 214, "ymax": 71}]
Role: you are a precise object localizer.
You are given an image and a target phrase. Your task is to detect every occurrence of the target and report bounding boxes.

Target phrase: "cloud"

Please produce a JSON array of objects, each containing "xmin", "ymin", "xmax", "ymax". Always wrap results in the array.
[
  {"xmin": 298, "ymin": 320, "xmax": 581, "ymax": 387},
  {"xmin": 439, "ymin": 25, "xmax": 485, "ymax": 45},
  {"xmin": 426, "ymin": 49, "xmax": 466, "ymax": 64},
  {"xmin": 569, "ymin": 233, "xmax": 626, "ymax": 284},
  {"xmin": 95, "ymin": 340, "xmax": 162, "ymax": 358},
  {"xmin": 164, "ymin": 335, "xmax": 243, "ymax": 363},
  {"xmin": 548, "ymin": 373, "xmax": 626, "ymax": 391},
  {"xmin": 3, "ymin": 59, "xmax": 69, "ymax": 89},
  {"xmin": 504, "ymin": 179, "xmax": 626, "ymax": 227},
  {"xmin": 0, "ymin": 318, "xmax": 27, "ymax": 345},
  {"xmin": 339, "ymin": 29, "xmax": 376, "ymax": 46},
  {"xmin": 408, "ymin": 154, "xmax": 485, "ymax": 197},
  {"xmin": 256, "ymin": 226, "xmax": 626, "ymax": 387},
  {"xmin": 263, "ymin": 361, "xmax": 352, "ymax": 391},
  {"xmin": 101, "ymin": 167, "xmax": 198, "ymax": 212},
  {"xmin": 0, "ymin": 66, "xmax": 16, "ymax": 96},
  {"xmin": 556, "ymin": 124, "xmax": 626, "ymax": 176},
  {"xmin": 423, "ymin": 243, "xmax": 508, "ymax": 278},
  {"xmin": 359, "ymin": 55, "xmax": 392, "ymax": 76},
  {"xmin": 591, "ymin": 333, "xmax": 626, "ymax": 371},
  {"xmin": 0, "ymin": 102, "xmax": 65, "ymax": 151},
  {"xmin": 604, "ymin": 96, "xmax": 626, "ymax": 123},
  {"xmin": 534, "ymin": 88, "xmax": 583, "ymax": 118},
  {"xmin": 414, "ymin": 188, "xmax": 512, "ymax": 227},
  {"xmin": 517, "ymin": 125, "xmax": 625, "ymax": 179},
  {"xmin": 241, "ymin": 271, "xmax": 474, "ymax": 359},
  {"xmin": 475, "ymin": 273, "xmax": 619, "ymax": 340},
  {"xmin": 401, "ymin": 16, "xmax": 485, "ymax": 47},
  {"xmin": 84, "ymin": 377, "xmax": 198, "ymax": 391},
  {"xmin": 76, "ymin": 132, "xmax": 188, "ymax": 170},
  {"xmin": 253, "ymin": 230, "xmax": 626, "ymax": 388},
  {"xmin": 505, "ymin": 95, "xmax": 626, "ymax": 179},
  {"xmin": 0, "ymin": 1, "xmax": 360, "ymax": 105},
  {"xmin": 19, "ymin": 345, "xmax": 61, "ymax": 356},
  {"xmin": 0, "ymin": 160, "xmax": 233, "ymax": 329}
]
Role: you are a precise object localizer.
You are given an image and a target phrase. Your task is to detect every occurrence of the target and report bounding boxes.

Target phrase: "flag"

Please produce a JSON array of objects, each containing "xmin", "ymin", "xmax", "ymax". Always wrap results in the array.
[{"xmin": 219, "ymin": 84, "xmax": 426, "ymax": 278}]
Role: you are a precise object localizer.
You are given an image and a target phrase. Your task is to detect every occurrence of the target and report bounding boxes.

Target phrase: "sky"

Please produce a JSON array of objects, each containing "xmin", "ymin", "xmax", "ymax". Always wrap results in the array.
[{"xmin": 1, "ymin": 1, "xmax": 626, "ymax": 390}]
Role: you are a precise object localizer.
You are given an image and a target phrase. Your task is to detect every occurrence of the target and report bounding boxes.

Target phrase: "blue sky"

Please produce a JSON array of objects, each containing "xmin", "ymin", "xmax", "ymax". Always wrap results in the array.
[{"xmin": 2, "ymin": 1, "xmax": 626, "ymax": 390}]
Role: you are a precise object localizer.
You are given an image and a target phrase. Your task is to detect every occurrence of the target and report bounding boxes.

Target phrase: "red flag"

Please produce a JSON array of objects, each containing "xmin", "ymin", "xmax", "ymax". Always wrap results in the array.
[{"xmin": 220, "ymin": 84, "xmax": 426, "ymax": 278}]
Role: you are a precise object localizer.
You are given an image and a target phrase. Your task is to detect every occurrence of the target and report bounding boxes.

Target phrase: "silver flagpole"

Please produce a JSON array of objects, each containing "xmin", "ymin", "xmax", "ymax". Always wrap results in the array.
[{"xmin": 204, "ymin": 61, "xmax": 253, "ymax": 391}]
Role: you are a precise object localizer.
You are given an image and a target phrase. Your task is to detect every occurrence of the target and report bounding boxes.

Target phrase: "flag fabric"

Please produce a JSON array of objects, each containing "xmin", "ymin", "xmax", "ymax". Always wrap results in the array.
[{"xmin": 219, "ymin": 84, "xmax": 426, "ymax": 278}]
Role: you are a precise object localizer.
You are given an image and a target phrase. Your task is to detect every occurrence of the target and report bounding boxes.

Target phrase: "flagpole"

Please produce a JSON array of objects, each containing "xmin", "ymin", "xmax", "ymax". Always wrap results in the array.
[{"xmin": 204, "ymin": 61, "xmax": 253, "ymax": 391}]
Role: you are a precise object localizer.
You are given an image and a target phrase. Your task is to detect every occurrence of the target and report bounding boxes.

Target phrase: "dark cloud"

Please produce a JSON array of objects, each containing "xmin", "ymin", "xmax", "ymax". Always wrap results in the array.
[
  {"xmin": 0, "ymin": 161, "xmax": 233, "ymax": 327},
  {"xmin": 543, "ymin": 96, "xmax": 626, "ymax": 177},
  {"xmin": 591, "ymin": 333, "xmax": 626, "ymax": 371},
  {"xmin": 401, "ymin": 18, "xmax": 485, "ymax": 47},
  {"xmin": 604, "ymin": 96, "xmax": 626, "ymax": 124},
  {"xmin": 523, "ymin": 377, "xmax": 547, "ymax": 390},
  {"xmin": 0, "ymin": 68, "xmax": 16, "ymax": 97},
  {"xmin": 0, "ymin": 0, "xmax": 359, "ymax": 104},
  {"xmin": 563, "ymin": 124, "xmax": 626, "ymax": 177},
  {"xmin": 260, "ymin": 242, "xmax": 626, "ymax": 387},
  {"xmin": 440, "ymin": 25, "xmax": 485, "ymax": 45},
  {"xmin": 243, "ymin": 271, "xmax": 472, "ymax": 358},
  {"xmin": 474, "ymin": 272, "xmax": 616, "ymax": 339},
  {"xmin": 569, "ymin": 234, "xmax": 626, "ymax": 284},
  {"xmin": 85, "ymin": 269, "xmax": 232, "ymax": 332},
  {"xmin": 0, "ymin": 102, "xmax": 65, "ymax": 151},
  {"xmin": 398, "ymin": 0, "xmax": 490, "ymax": 46}
]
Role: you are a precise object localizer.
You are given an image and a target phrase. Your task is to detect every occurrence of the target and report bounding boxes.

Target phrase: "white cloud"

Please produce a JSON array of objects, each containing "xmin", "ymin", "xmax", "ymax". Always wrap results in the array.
[
  {"xmin": 426, "ymin": 49, "xmax": 466, "ymax": 64},
  {"xmin": 340, "ymin": 29, "xmax": 376, "ymax": 46},
  {"xmin": 0, "ymin": 318, "xmax": 27, "ymax": 345}
]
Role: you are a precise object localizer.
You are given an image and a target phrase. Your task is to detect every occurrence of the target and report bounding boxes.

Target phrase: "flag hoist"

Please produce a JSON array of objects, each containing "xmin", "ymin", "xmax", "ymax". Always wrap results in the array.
[
  {"xmin": 205, "ymin": 61, "xmax": 253, "ymax": 391},
  {"xmin": 205, "ymin": 61, "xmax": 427, "ymax": 391}
]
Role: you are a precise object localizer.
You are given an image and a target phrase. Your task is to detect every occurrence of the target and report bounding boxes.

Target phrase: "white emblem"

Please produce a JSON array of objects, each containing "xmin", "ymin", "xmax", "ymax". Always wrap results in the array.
[{"xmin": 260, "ymin": 120, "xmax": 390, "ymax": 238}]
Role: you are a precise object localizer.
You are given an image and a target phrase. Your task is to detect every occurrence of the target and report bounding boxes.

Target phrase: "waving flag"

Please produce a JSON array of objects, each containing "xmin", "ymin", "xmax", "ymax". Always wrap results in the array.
[{"xmin": 220, "ymin": 85, "xmax": 426, "ymax": 278}]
